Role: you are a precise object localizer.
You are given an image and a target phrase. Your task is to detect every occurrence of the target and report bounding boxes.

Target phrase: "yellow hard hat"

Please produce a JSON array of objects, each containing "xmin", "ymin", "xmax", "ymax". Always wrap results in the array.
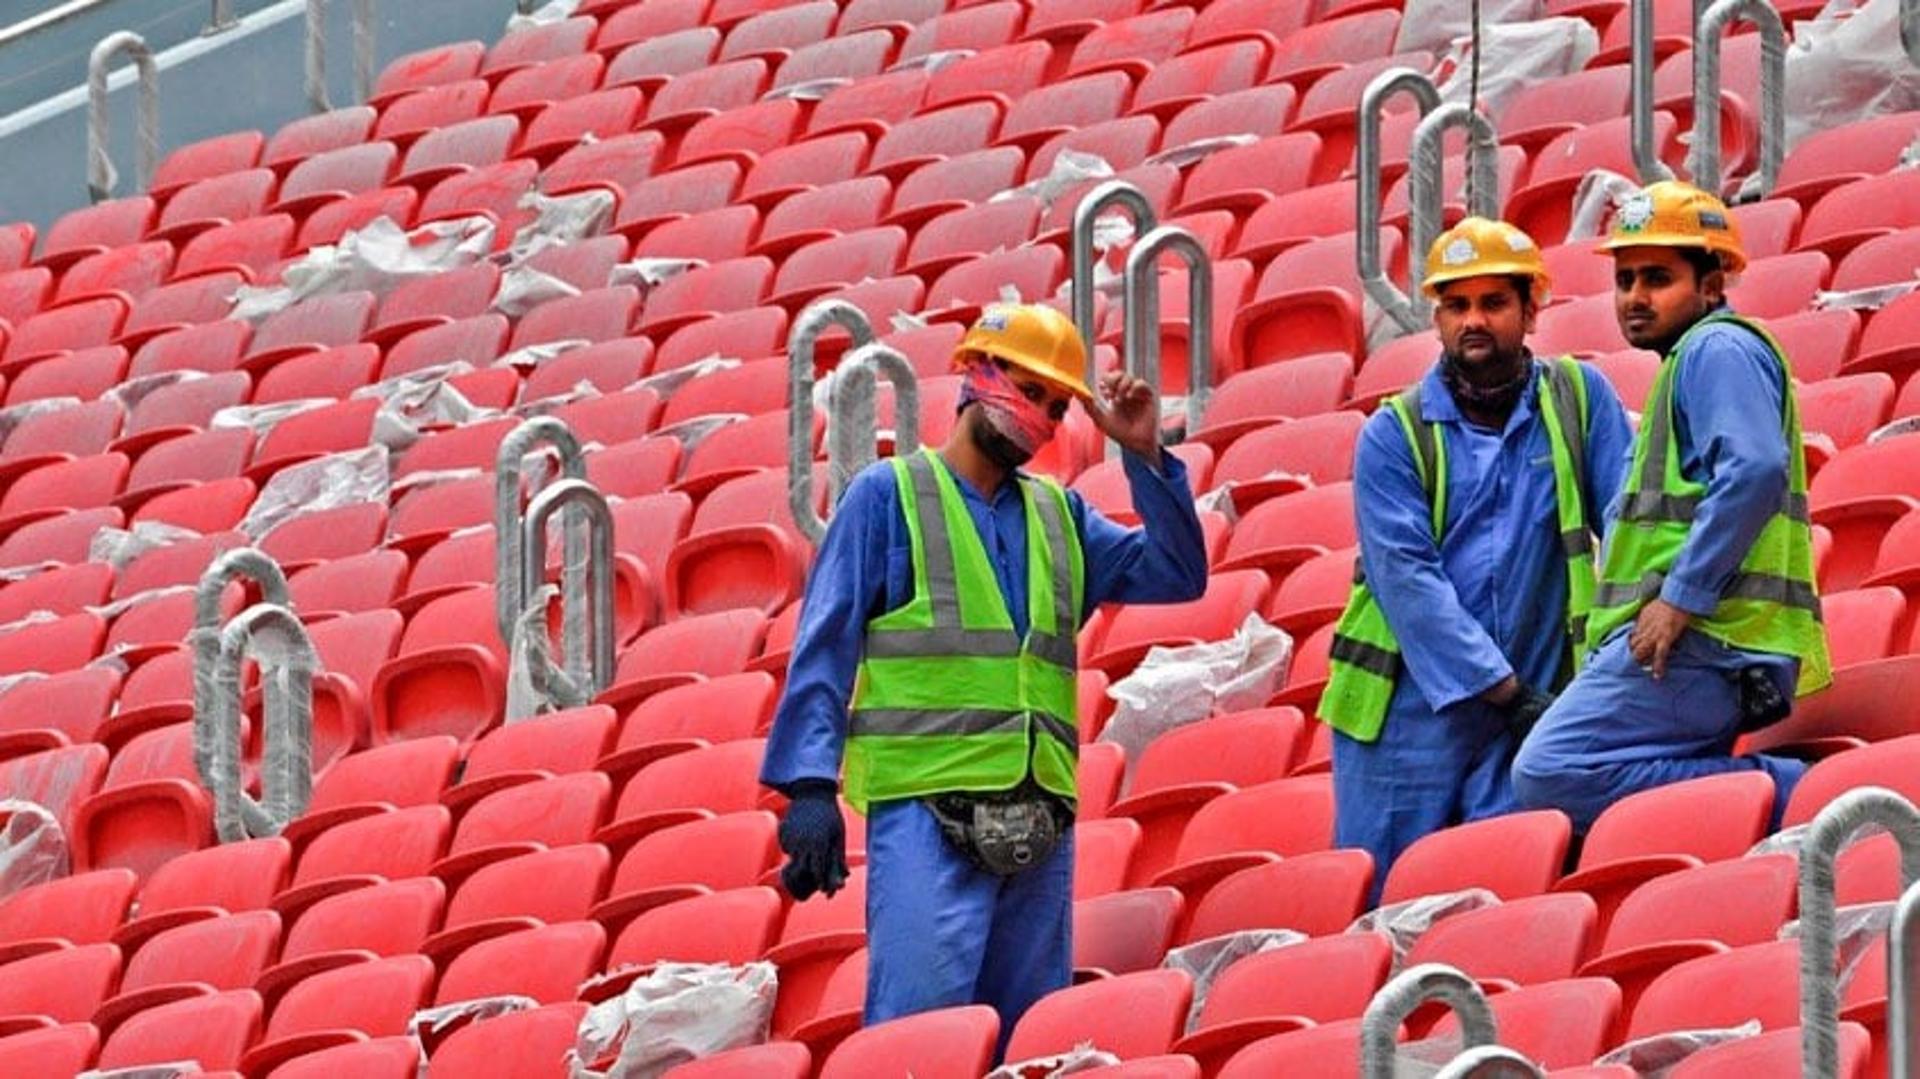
[
  {"xmin": 1596, "ymin": 180, "xmax": 1747, "ymax": 275},
  {"xmin": 1420, "ymin": 217, "xmax": 1553, "ymax": 302},
  {"xmin": 953, "ymin": 302, "xmax": 1093, "ymax": 401}
]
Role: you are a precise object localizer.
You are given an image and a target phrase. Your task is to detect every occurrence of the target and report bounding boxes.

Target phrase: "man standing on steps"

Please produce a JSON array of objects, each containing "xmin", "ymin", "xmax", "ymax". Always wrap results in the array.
[
  {"xmin": 1320, "ymin": 217, "xmax": 1634, "ymax": 899},
  {"xmin": 1513, "ymin": 181, "xmax": 1832, "ymax": 832},
  {"xmin": 760, "ymin": 302, "xmax": 1208, "ymax": 1055}
]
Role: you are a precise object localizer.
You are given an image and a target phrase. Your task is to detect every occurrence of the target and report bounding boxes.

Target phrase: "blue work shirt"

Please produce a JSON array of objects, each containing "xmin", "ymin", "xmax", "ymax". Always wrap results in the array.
[
  {"xmin": 1354, "ymin": 357, "xmax": 1635, "ymax": 717},
  {"xmin": 761, "ymin": 449, "xmax": 1210, "ymax": 791},
  {"xmin": 1604, "ymin": 307, "xmax": 1802, "ymax": 684}
]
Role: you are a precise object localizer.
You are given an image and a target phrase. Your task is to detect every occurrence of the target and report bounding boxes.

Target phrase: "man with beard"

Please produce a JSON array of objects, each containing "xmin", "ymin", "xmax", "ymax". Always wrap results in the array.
[
  {"xmin": 1319, "ymin": 217, "xmax": 1632, "ymax": 898},
  {"xmin": 759, "ymin": 302, "xmax": 1207, "ymax": 1052},
  {"xmin": 1513, "ymin": 181, "xmax": 1831, "ymax": 832}
]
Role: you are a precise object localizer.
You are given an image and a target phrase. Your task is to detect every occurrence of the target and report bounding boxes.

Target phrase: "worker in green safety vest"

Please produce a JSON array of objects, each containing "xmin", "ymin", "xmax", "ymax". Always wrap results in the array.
[
  {"xmin": 1513, "ymin": 181, "xmax": 1833, "ymax": 833},
  {"xmin": 759, "ymin": 302, "xmax": 1209, "ymax": 1056},
  {"xmin": 1319, "ymin": 217, "xmax": 1634, "ymax": 898}
]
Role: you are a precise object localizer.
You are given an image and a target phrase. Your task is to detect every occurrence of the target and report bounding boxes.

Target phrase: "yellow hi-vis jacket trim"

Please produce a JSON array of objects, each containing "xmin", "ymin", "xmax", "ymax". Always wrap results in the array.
[
  {"xmin": 1318, "ymin": 358, "xmax": 1597, "ymax": 743},
  {"xmin": 1584, "ymin": 313, "xmax": 1832, "ymax": 696},
  {"xmin": 844, "ymin": 449, "xmax": 1085, "ymax": 813}
]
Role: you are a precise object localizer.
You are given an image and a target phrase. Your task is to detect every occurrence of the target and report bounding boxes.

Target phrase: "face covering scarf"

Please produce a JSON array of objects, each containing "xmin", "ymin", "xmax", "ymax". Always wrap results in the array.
[
  {"xmin": 958, "ymin": 361, "xmax": 1059, "ymax": 455},
  {"xmin": 1439, "ymin": 349, "xmax": 1533, "ymax": 417}
]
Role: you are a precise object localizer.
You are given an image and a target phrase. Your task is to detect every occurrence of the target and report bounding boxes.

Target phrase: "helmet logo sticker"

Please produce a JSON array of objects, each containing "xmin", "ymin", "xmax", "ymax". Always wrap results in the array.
[
  {"xmin": 1617, "ymin": 194, "xmax": 1654, "ymax": 232},
  {"xmin": 1697, "ymin": 210, "xmax": 1728, "ymax": 231},
  {"xmin": 1505, "ymin": 230, "xmax": 1534, "ymax": 252},
  {"xmin": 978, "ymin": 306, "xmax": 1011, "ymax": 331},
  {"xmin": 1442, "ymin": 238, "xmax": 1478, "ymax": 266}
]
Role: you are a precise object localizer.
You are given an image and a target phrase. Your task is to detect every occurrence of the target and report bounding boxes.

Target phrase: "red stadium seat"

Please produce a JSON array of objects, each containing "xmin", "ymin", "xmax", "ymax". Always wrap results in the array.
[
  {"xmin": 426, "ymin": 1002, "xmax": 590, "ymax": 1079},
  {"xmin": 1171, "ymin": 934, "xmax": 1389, "ymax": 1074},
  {"xmin": 95, "ymin": 989, "xmax": 263, "ymax": 1072},
  {"xmin": 1626, "ymin": 940, "xmax": 1801, "ymax": 1039},
  {"xmin": 1005, "ymin": 969, "xmax": 1193, "ymax": 1062},
  {"xmin": 1381, "ymin": 810, "xmax": 1572, "ymax": 904},
  {"xmin": 1182, "ymin": 850, "xmax": 1373, "ymax": 943},
  {"xmin": 818, "ymin": 1006, "xmax": 998, "ymax": 1079},
  {"xmin": 592, "ymin": 810, "xmax": 780, "ymax": 930}
]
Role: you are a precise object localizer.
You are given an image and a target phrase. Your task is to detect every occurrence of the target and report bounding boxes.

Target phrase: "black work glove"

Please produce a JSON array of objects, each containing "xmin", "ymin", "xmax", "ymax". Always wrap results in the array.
[
  {"xmin": 1499, "ymin": 685, "xmax": 1555, "ymax": 743},
  {"xmin": 777, "ymin": 779, "xmax": 848, "ymax": 901}
]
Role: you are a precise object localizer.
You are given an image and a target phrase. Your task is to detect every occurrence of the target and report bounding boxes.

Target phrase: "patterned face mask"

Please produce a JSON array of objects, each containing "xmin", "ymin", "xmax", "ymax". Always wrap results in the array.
[{"xmin": 958, "ymin": 360, "xmax": 1060, "ymax": 455}]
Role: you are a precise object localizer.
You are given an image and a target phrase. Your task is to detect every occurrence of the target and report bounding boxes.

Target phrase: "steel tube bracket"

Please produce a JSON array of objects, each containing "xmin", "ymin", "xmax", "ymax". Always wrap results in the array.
[{"xmin": 1356, "ymin": 68, "xmax": 1443, "ymax": 336}]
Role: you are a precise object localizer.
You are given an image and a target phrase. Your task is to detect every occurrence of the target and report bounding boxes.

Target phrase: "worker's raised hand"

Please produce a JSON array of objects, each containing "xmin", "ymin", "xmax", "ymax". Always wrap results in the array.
[
  {"xmin": 1084, "ymin": 370, "xmax": 1163, "ymax": 461},
  {"xmin": 1628, "ymin": 598, "xmax": 1692, "ymax": 680}
]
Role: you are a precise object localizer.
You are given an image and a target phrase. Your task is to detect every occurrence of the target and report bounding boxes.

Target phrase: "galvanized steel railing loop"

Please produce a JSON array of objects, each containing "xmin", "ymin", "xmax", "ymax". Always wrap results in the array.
[
  {"xmin": 522, "ymin": 478, "xmax": 617, "ymax": 702},
  {"xmin": 1356, "ymin": 68, "xmax": 1443, "ymax": 336},
  {"xmin": 1433, "ymin": 1045, "xmax": 1547, "ymax": 1079},
  {"xmin": 306, "ymin": 0, "xmax": 376, "ymax": 112},
  {"xmin": 789, "ymin": 300, "xmax": 878, "ymax": 544},
  {"xmin": 191, "ymin": 549, "xmax": 291, "ymax": 794},
  {"xmin": 206, "ymin": 0, "xmax": 238, "ymax": 34},
  {"xmin": 205, "ymin": 603, "xmax": 315, "ymax": 841},
  {"xmin": 1122, "ymin": 225, "xmax": 1212, "ymax": 440},
  {"xmin": 87, "ymin": 31, "xmax": 158, "ymax": 202},
  {"xmin": 1894, "ymin": 878, "xmax": 1920, "ymax": 1077},
  {"xmin": 1906, "ymin": 0, "xmax": 1920, "ymax": 67},
  {"xmin": 495, "ymin": 417, "xmax": 588, "ymax": 649},
  {"xmin": 1799, "ymin": 787, "xmax": 1920, "ymax": 1078},
  {"xmin": 1692, "ymin": 0, "xmax": 1786, "ymax": 198},
  {"xmin": 829, "ymin": 341, "xmax": 922, "ymax": 503},
  {"xmin": 1630, "ymin": 0, "xmax": 1681, "ymax": 184},
  {"xmin": 1070, "ymin": 180, "xmax": 1158, "ymax": 384},
  {"xmin": 1362, "ymin": 963, "xmax": 1501, "ymax": 1079},
  {"xmin": 1408, "ymin": 102, "xmax": 1502, "ymax": 322}
]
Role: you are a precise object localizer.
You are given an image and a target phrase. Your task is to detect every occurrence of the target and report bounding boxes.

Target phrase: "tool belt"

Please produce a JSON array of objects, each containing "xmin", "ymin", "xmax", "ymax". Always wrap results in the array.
[{"xmin": 924, "ymin": 780, "xmax": 1074, "ymax": 877}]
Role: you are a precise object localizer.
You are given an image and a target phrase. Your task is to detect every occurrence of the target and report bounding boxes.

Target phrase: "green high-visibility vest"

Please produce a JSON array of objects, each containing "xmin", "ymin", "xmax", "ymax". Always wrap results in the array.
[
  {"xmin": 1318, "ymin": 358, "xmax": 1598, "ymax": 743},
  {"xmin": 843, "ymin": 449, "xmax": 1085, "ymax": 814},
  {"xmin": 1584, "ymin": 313, "xmax": 1832, "ymax": 696}
]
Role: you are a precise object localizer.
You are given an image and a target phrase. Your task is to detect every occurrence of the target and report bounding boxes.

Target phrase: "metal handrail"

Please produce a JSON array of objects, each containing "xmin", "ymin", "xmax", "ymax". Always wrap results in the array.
[
  {"xmin": 204, "ymin": 603, "xmax": 315, "ymax": 842},
  {"xmin": 1629, "ymin": 0, "xmax": 1680, "ymax": 184},
  {"xmin": 1434, "ymin": 1046, "xmax": 1546, "ymax": 1079},
  {"xmin": 1356, "ymin": 67, "xmax": 1443, "ymax": 336},
  {"xmin": 1894, "ymin": 878, "xmax": 1920, "ymax": 1077},
  {"xmin": 86, "ymin": 31, "xmax": 158, "ymax": 202},
  {"xmin": 828, "ymin": 341, "xmax": 922, "ymax": 502},
  {"xmin": 1362, "ymin": 964, "xmax": 1501, "ymax": 1079},
  {"xmin": 1692, "ymin": 0, "xmax": 1785, "ymax": 197},
  {"xmin": 306, "ymin": 0, "xmax": 376, "ymax": 112},
  {"xmin": 191, "ymin": 548, "xmax": 290, "ymax": 793},
  {"xmin": 206, "ymin": 0, "xmax": 238, "ymax": 33},
  {"xmin": 1122, "ymin": 226, "xmax": 1212, "ymax": 438},
  {"xmin": 1408, "ymin": 102, "xmax": 1502, "ymax": 322},
  {"xmin": 1070, "ymin": 180, "xmax": 1158, "ymax": 384},
  {"xmin": 788, "ymin": 300, "xmax": 877, "ymax": 544},
  {"xmin": 494, "ymin": 417, "xmax": 588, "ymax": 649},
  {"xmin": 522, "ymin": 478, "xmax": 616, "ymax": 702},
  {"xmin": 1799, "ymin": 787, "xmax": 1920, "ymax": 1078},
  {"xmin": 1907, "ymin": 0, "xmax": 1920, "ymax": 67}
]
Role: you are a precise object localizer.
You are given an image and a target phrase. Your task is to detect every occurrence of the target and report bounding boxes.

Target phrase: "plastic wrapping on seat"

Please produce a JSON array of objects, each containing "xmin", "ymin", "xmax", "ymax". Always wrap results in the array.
[
  {"xmin": 0, "ymin": 397, "xmax": 83, "ymax": 447},
  {"xmin": 76, "ymin": 1063, "xmax": 205, "ymax": 1078},
  {"xmin": 87, "ymin": 522, "xmax": 202, "ymax": 573},
  {"xmin": 608, "ymin": 257, "xmax": 708, "ymax": 299},
  {"xmin": 1345, "ymin": 889, "xmax": 1501, "ymax": 971},
  {"xmin": 1593, "ymin": 1020, "xmax": 1761, "ymax": 1073},
  {"xmin": 508, "ymin": 0, "xmax": 582, "ymax": 32},
  {"xmin": 1099, "ymin": 614, "xmax": 1293, "ymax": 780},
  {"xmin": 1814, "ymin": 278, "xmax": 1920, "ymax": 313},
  {"xmin": 507, "ymin": 583, "xmax": 580, "ymax": 722},
  {"xmin": 985, "ymin": 1045, "xmax": 1125, "ymax": 1078},
  {"xmin": 495, "ymin": 265, "xmax": 583, "ymax": 318},
  {"xmin": 1566, "ymin": 170, "xmax": 1643, "ymax": 244},
  {"xmin": 1395, "ymin": 0, "xmax": 1541, "ymax": 56},
  {"xmin": 1162, "ymin": 929, "xmax": 1306, "ymax": 1035},
  {"xmin": 1434, "ymin": 17, "xmax": 1598, "ymax": 118},
  {"xmin": 1778, "ymin": 900, "xmax": 1893, "ymax": 994},
  {"xmin": 1784, "ymin": 0, "xmax": 1920, "ymax": 148},
  {"xmin": 508, "ymin": 189, "xmax": 618, "ymax": 263},
  {"xmin": 354, "ymin": 368, "xmax": 497, "ymax": 453},
  {"xmin": 240, "ymin": 446, "xmax": 391, "ymax": 541},
  {"xmin": 0, "ymin": 800, "xmax": 68, "ymax": 901},
  {"xmin": 409, "ymin": 994, "xmax": 539, "ymax": 1054},
  {"xmin": 230, "ymin": 215, "xmax": 497, "ymax": 322},
  {"xmin": 569, "ymin": 961, "xmax": 777, "ymax": 1078},
  {"xmin": 209, "ymin": 398, "xmax": 333, "ymax": 441},
  {"xmin": 990, "ymin": 150, "xmax": 1116, "ymax": 216}
]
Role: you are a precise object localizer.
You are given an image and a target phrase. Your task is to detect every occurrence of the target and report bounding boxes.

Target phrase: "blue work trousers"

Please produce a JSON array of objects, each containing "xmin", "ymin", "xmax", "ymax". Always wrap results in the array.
[
  {"xmin": 1332, "ymin": 701, "xmax": 1518, "ymax": 906},
  {"xmin": 1512, "ymin": 629, "xmax": 1804, "ymax": 831},
  {"xmin": 864, "ymin": 797, "xmax": 1074, "ymax": 1060}
]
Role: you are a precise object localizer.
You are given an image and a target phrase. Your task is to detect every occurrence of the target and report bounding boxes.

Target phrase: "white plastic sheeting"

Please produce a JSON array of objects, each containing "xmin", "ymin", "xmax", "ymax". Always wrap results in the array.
[
  {"xmin": 1164, "ymin": 929, "xmax": 1308, "ymax": 1034},
  {"xmin": 230, "ymin": 215, "xmax": 497, "ymax": 321},
  {"xmin": 508, "ymin": 190, "xmax": 618, "ymax": 263},
  {"xmin": 1434, "ymin": 17, "xmax": 1599, "ymax": 119},
  {"xmin": 1566, "ymin": 169, "xmax": 1645, "ymax": 242},
  {"xmin": 0, "ymin": 396, "xmax": 82, "ymax": 447},
  {"xmin": 1348, "ymin": 889, "xmax": 1503, "ymax": 972},
  {"xmin": 494, "ymin": 265, "xmax": 583, "ymax": 318},
  {"xmin": 0, "ymin": 800, "xmax": 67, "ymax": 901},
  {"xmin": 241, "ymin": 446, "xmax": 391, "ymax": 542},
  {"xmin": 1100, "ymin": 613, "xmax": 1295, "ymax": 784},
  {"xmin": 1780, "ymin": 900, "xmax": 1897, "ymax": 994},
  {"xmin": 77, "ymin": 1064, "xmax": 208, "ymax": 1078},
  {"xmin": 1785, "ymin": 0, "xmax": 1920, "ymax": 148},
  {"xmin": 87, "ymin": 521, "xmax": 202, "ymax": 572},
  {"xmin": 411, "ymin": 995, "xmax": 540, "ymax": 1059},
  {"xmin": 507, "ymin": 583, "xmax": 582, "ymax": 722},
  {"xmin": 608, "ymin": 257, "xmax": 707, "ymax": 298},
  {"xmin": 992, "ymin": 151, "xmax": 1117, "ymax": 214},
  {"xmin": 984, "ymin": 1045, "xmax": 1126, "ymax": 1078},
  {"xmin": 568, "ymin": 962, "xmax": 777, "ymax": 1079},
  {"xmin": 1591, "ymin": 1019, "xmax": 1762, "ymax": 1075},
  {"xmin": 1397, "ymin": 0, "xmax": 1542, "ymax": 57},
  {"xmin": 209, "ymin": 398, "xmax": 332, "ymax": 441},
  {"xmin": 507, "ymin": 0, "xmax": 581, "ymax": 32}
]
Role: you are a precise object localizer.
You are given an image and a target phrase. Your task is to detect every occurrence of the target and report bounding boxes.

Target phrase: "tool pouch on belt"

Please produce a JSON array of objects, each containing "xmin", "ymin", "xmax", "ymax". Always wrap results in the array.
[
  {"xmin": 1735, "ymin": 664, "xmax": 1791, "ymax": 732},
  {"xmin": 924, "ymin": 782, "xmax": 1073, "ymax": 877}
]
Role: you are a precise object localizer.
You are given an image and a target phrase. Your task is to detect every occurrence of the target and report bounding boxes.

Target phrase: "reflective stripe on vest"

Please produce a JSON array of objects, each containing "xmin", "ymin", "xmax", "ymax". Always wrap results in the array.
[
  {"xmin": 1583, "ymin": 313, "xmax": 1832, "ymax": 697},
  {"xmin": 844, "ymin": 450, "xmax": 1084, "ymax": 812},
  {"xmin": 1319, "ymin": 358, "xmax": 1598, "ymax": 743}
]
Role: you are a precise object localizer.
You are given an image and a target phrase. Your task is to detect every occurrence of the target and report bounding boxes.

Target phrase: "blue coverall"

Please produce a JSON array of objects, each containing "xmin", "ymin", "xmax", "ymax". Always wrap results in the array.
[
  {"xmin": 760, "ymin": 449, "xmax": 1208, "ymax": 1053},
  {"xmin": 1334, "ymin": 359, "xmax": 1633, "ymax": 900},
  {"xmin": 1513, "ymin": 312, "xmax": 1808, "ymax": 831}
]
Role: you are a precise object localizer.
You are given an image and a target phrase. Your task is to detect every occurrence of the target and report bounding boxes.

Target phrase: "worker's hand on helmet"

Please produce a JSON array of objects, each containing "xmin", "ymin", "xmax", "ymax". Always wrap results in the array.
[
  {"xmin": 1085, "ymin": 369, "xmax": 1163, "ymax": 462},
  {"xmin": 776, "ymin": 780, "xmax": 848, "ymax": 900}
]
